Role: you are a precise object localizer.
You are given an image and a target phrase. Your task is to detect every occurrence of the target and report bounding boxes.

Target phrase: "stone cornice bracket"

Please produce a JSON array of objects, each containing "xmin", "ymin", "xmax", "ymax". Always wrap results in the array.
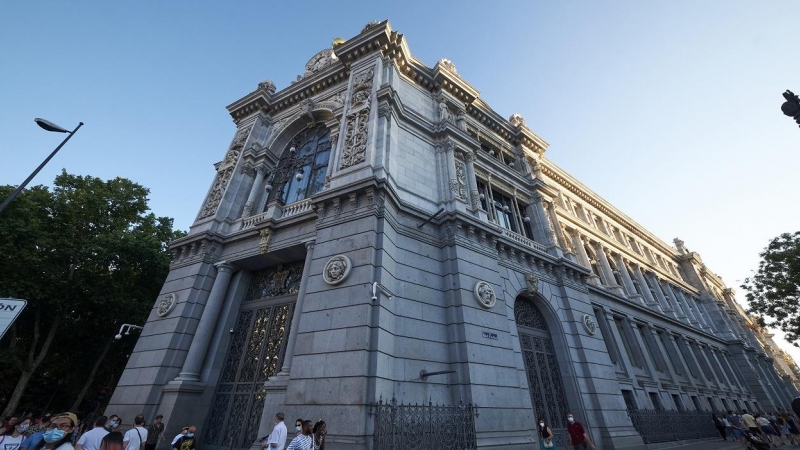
[
  {"xmin": 433, "ymin": 59, "xmax": 479, "ymax": 105},
  {"xmin": 227, "ymin": 90, "xmax": 273, "ymax": 123},
  {"xmin": 334, "ymin": 20, "xmax": 396, "ymax": 69}
]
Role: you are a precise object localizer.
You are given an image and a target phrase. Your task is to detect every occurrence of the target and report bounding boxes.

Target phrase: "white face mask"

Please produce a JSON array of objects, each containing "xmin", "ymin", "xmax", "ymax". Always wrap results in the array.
[
  {"xmin": 539, "ymin": 422, "xmax": 544, "ymax": 427},
  {"xmin": 567, "ymin": 417, "xmax": 575, "ymax": 423}
]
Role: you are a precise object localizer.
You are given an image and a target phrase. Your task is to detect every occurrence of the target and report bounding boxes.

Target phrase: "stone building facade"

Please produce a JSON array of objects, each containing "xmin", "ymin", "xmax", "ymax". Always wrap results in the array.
[{"xmin": 106, "ymin": 21, "xmax": 799, "ymax": 450}]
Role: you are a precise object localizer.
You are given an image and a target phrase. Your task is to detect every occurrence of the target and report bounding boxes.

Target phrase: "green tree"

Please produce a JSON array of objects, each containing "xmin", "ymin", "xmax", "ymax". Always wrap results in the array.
[
  {"xmin": 742, "ymin": 232, "xmax": 800, "ymax": 344},
  {"xmin": 0, "ymin": 171, "xmax": 184, "ymax": 416}
]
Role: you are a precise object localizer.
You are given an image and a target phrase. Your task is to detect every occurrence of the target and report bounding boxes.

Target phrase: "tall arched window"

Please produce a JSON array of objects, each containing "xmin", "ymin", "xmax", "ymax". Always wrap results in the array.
[{"xmin": 268, "ymin": 123, "xmax": 331, "ymax": 205}]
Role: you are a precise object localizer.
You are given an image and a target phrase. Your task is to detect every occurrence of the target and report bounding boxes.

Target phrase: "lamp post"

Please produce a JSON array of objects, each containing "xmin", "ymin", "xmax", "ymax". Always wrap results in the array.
[
  {"xmin": 114, "ymin": 323, "xmax": 144, "ymax": 340},
  {"xmin": 0, "ymin": 118, "xmax": 84, "ymax": 215},
  {"xmin": 781, "ymin": 90, "xmax": 800, "ymax": 128}
]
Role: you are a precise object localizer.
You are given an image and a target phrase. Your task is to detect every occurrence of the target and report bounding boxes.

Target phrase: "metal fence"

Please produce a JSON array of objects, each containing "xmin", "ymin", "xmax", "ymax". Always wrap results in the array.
[
  {"xmin": 370, "ymin": 397, "xmax": 479, "ymax": 450},
  {"xmin": 627, "ymin": 409, "xmax": 719, "ymax": 444}
]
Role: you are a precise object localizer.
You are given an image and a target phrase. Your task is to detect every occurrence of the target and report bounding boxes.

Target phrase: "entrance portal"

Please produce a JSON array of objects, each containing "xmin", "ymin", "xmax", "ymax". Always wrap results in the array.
[
  {"xmin": 515, "ymin": 297, "xmax": 570, "ymax": 448},
  {"xmin": 203, "ymin": 263, "xmax": 302, "ymax": 450}
]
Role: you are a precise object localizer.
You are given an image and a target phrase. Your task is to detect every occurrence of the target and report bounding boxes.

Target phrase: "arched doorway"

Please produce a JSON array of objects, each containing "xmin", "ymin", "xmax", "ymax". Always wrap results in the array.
[{"xmin": 515, "ymin": 296, "xmax": 571, "ymax": 448}]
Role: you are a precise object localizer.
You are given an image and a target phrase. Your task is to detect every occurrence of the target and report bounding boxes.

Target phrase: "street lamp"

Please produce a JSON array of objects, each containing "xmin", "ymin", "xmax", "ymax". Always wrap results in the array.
[
  {"xmin": 0, "ymin": 118, "xmax": 84, "ymax": 215},
  {"xmin": 114, "ymin": 323, "xmax": 143, "ymax": 340},
  {"xmin": 781, "ymin": 90, "xmax": 800, "ymax": 128}
]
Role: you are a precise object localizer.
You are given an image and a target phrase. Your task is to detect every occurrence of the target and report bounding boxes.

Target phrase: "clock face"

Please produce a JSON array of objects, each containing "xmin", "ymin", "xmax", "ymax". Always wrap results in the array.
[{"xmin": 305, "ymin": 49, "xmax": 332, "ymax": 74}]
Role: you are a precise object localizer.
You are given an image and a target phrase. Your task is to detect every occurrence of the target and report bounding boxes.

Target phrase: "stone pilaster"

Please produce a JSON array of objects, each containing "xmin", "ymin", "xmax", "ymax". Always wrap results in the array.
[{"xmin": 242, "ymin": 164, "xmax": 268, "ymax": 218}]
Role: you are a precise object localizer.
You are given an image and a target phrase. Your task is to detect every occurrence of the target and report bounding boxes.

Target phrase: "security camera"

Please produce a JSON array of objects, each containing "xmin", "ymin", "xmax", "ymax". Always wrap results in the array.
[{"xmin": 114, "ymin": 334, "xmax": 123, "ymax": 340}]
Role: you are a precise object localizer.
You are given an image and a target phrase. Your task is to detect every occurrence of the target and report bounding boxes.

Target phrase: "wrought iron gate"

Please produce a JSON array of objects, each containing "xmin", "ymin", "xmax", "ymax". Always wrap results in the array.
[
  {"xmin": 515, "ymin": 298, "xmax": 570, "ymax": 449},
  {"xmin": 370, "ymin": 396, "xmax": 478, "ymax": 450},
  {"xmin": 203, "ymin": 263, "xmax": 302, "ymax": 450}
]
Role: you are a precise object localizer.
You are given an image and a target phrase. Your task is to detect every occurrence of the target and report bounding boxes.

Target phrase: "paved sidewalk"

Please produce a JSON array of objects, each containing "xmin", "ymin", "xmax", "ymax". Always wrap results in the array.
[{"xmin": 655, "ymin": 438, "xmax": 800, "ymax": 450}]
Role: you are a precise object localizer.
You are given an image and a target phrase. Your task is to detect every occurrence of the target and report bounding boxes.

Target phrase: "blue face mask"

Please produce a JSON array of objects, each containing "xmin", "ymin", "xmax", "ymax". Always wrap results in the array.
[
  {"xmin": 43, "ymin": 429, "xmax": 66, "ymax": 443},
  {"xmin": 110, "ymin": 421, "xmax": 119, "ymax": 429},
  {"xmin": 186, "ymin": 434, "xmax": 194, "ymax": 438}
]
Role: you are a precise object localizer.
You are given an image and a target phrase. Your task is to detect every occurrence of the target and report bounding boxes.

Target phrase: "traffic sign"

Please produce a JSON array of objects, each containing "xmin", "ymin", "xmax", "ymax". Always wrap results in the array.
[{"xmin": 0, "ymin": 298, "xmax": 27, "ymax": 341}]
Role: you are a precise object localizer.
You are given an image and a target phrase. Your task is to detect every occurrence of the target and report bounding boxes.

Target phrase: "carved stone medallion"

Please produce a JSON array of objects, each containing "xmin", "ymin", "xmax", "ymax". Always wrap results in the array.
[
  {"xmin": 583, "ymin": 314, "xmax": 597, "ymax": 335},
  {"xmin": 157, "ymin": 293, "xmax": 177, "ymax": 317},
  {"xmin": 323, "ymin": 255, "xmax": 352, "ymax": 285},
  {"xmin": 473, "ymin": 281, "xmax": 496, "ymax": 309}
]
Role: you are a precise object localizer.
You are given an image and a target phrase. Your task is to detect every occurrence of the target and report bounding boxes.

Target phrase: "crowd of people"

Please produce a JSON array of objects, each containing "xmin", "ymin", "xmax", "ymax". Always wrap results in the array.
[
  {"xmin": 258, "ymin": 413, "xmax": 326, "ymax": 450},
  {"xmin": 713, "ymin": 410, "xmax": 800, "ymax": 449},
  {"xmin": 0, "ymin": 413, "xmax": 195, "ymax": 450}
]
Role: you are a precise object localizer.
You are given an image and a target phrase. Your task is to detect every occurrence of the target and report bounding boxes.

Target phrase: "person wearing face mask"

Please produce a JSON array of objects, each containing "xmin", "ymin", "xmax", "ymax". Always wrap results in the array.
[
  {"xmin": 261, "ymin": 413, "xmax": 286, "ymax": 450},
  {"xmin": 293, "ymin": 419, "xmax": 303, "ymax": 437},
  {"xmin": 34, "ymin": 412, "xmax": 77, "ymax": 450},
  {"xmin": 20, "ymin": 416, "xmax": 51, "ymax": 450},
  {"xmin": 170, "ymin": 428, "xmax": 188, "ymax": 448},
  {"xmin": 537, "ymin": 416, "xmax": 555, "ymax": 450},
  {"xmin": 1, "ymin": 417, "xmax": 32, "ymax": 450},
  {"xmin": 75, "ymin": 416, "xmax": 109, "ymax": 450},
  {"xmin": 566, "ymin": 413, "xmax": 595, "ymax": 450},
  {"xmin": 104, "ymin": 417, "xmax": 121, "ymax": 434},
  {"xmin": 285, "ymin": 421, "xmax": 312, "ymax": 450},
  {"xmin": 171, "ymin": 426, "xmax": 196, "ymax": 450}
]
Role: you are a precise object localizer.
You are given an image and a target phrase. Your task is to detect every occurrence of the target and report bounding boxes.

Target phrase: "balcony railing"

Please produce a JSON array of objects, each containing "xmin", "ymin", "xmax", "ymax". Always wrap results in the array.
[
  {"xmin": 281, "ymin": 198, "xmax": 312, "ymax": 219},
  {"xmin": 501, "ymin": 228, "xmax": 547, "ymax": 253}
]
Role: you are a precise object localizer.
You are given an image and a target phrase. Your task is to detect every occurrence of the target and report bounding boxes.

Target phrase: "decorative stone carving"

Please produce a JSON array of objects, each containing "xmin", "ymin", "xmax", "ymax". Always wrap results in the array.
[
  {"xmin": 339, "ymin": 68, "xmax": 374, "ymax": 170},
  {"xmin": 230, "ymin": 125, "xmax": 252, "ymax": 150},
  {"xmin": 470, "ymin": 189, "xmax": 481, "ymax": 210},
  {"xmin": 361, "ymin": 21, "xmax": 381, "ymax": 33},
  {"xmin": 509, "ymin": 113, "xmax": 526, "ymax": 128},
  {"xmin": 474, "ymin": 281, "xmax": 497, "ymax": 308},
  {"xmin": 258, "ymin": 79, "xmax": 276, "ymax": 95},
  {"xmin": 199, "ymin": 165, "xmax": 235, "ymax": 219},
  {"xmin": 583, "ymin": 314, "xmax": 597, "ymax": 335},
  {"xmin": 323, "ymin": 255, "xmax": 352, "ymax": 285},
  {"xmin": 350, "ymin": 69, "xmax": 374, "ymax": 107},
  {"xmin": 525, "ymin": 272, "xmax": 539, "ymax": 293},
  {"xmin": 258, "ymin": 228, "xmax": 273, "ymax": 254},
  {"xmin": 454, "ymin": 159, "xmax": 467, "ymax": 201},
  {"xmin": 438, "ymin": 99, "xmax": 451, "ymax": 123},
  {"xmin": 340, "ymin": 108, "xmax": 370, "ymax": 169},
  {"xmin": 157, "ymin": 293, "xmax": 177, "ymax": 317},
  {"xmin": 438, "ymin": 58, "xmax": 457, "ymax": 74},
  {"xmin": 378, "ymin": 103, "xmax": 391, "ymax": 119}
]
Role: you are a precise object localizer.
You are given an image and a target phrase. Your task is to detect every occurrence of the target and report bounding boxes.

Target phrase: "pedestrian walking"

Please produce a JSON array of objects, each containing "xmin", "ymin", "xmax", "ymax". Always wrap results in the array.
[
  {"xmin": 170, "ymin": 428, "xmax": 188, "ymax": 448},
  {"xmin": 742, "ymin": 410, "xmax": 760, "ymax": 435},
  {"xmin": 293, "ymin": 419, "xmax": 303, "ymax": 438},
  {"xmin": 566, "ymin": 413, "xmax": 595, "ymax": 450},
  {"xmin": 727, "ymin": 411, "xmax": 747, "ymax": 449},
  {"xmin": 171, "ymin": 426, "xmax": 196, "ymax": 450},
  {"xmin": 75, "ymin": 417, "xmax": 109, "ymax": 450},
  {"xmin": 783, "ymin": 413, "xmax": 799, "ymax": 445},
  {"xmin": 122, "ymin": 416, "xmax": 147, "ymax": 450},
  {"xmin": 285, "ymin": 421, "xmax": 312, "ymax": 450},
  {"xmin": 262, "ymin": 413, "xmax": 287, "ymax": 450},
  {"xmin": 756, "ymin": 413, "xmax": 780, "ymax": 447},
  {"xmin": 712, "ymin": 413, "xmax": 727, "ymax": 441},
  {"xmin": 144, "ymin": 416, "xmax": 164, "ymax": 450},
  {"xmin": 538, "ymin": 416, "xmax": 555, "ymax": 450},
  {"xmin": 311, "ymin": 420, "xmax": 326, "ymax": 450}
]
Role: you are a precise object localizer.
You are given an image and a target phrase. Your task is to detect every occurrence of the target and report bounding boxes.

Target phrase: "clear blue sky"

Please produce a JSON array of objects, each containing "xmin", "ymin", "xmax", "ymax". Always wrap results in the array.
[{"xmin": 2, "ymin": 1, "xmax": 799, "ymax": 358}]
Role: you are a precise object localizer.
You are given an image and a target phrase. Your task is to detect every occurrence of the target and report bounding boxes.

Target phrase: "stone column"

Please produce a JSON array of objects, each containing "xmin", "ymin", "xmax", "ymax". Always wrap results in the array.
[
  {"xmin": 685, "ymin": 340, "xmax": 714, "ymax": 388},
  {"xmin": 242, "ymin": 165, "xmax": 268, "ymax": 218},
  {"xmin": 630, "ymin": 264, "xmax": 660, "ymax": 310},
  {"xmin": 176, "ymin": 262, "xmax": 236, "ymax": 381},
  {"xmin": 546, "ymin": 201, "xmax": 568, "ymax": 252},
  {"xmin": 647, "ymin": 274, "xmax": 674, "ymax": 315},
  {"xmin": 695, "ymin": 344, "xmax": 724, "ymax": 388},
  {"xmin": 526, "ymin": 193, "xmax": 559, "ymax": 254},
  {"xmin": 613, "ymin": 254, "xmax": 639, "ymax": 301},
  {"xmin": 709, "ymin": 348, "xmax": 735, "ymax": 390},
  {"xmin": 604, "ymin": 312, "xmax": 634, "ymax": 377},
  {"xmin": 661, "ymin": 281, "xmax": 688, "ymax": 321},
  {"xmin": 464, "ymin": 151, "xmax": 482, "ymax": 213},
  {"xmin": 277, "ymin": 239, "xmax": 316, "ymax": 375},
  {"xmin": 574, "ymin": 234, "xmax": 601, "ymax": 285},
  {"xmin": 674, "ymin": 289, "xmax": 700, "ymax": 325},
  {"xmin": 592, "ymin": 242, "xmax": 624, "ymax": 295}
]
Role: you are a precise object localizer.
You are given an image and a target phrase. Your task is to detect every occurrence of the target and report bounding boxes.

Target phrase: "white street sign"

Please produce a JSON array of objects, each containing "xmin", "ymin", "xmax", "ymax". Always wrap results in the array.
[{"xmin": 0, "ymin": 298, "xmax": 27, "ymax": 341}]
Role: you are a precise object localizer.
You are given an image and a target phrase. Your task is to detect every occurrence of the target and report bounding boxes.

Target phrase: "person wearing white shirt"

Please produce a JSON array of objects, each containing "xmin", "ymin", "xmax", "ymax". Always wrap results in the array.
[
  {"xmin": 122, "ymin": 416, "xmax": 148, "ymax": 450},
  {"xmin": 262, "ymin": 413, "xmax": 287, "ymax": 450},
  {"xmin": 75, "ymin": 417, "xmax": 109, "ymax": 450}
]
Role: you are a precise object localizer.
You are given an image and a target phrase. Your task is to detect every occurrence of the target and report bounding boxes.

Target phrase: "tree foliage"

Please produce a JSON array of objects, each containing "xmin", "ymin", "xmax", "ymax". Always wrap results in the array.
[
  {"xmin": 0, "ymin": 171, "xmax": 185, "ymax": 416},
  {"xmin": 742, "ymin": 232, "xmax": 800, "ymax": 344}
]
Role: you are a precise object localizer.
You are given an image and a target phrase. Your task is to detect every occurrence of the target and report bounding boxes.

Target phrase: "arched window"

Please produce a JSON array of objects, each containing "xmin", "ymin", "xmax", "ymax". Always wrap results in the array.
[{"xmin": 268, "ymin": 123, "xmax": 331, "ymax": 205}]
